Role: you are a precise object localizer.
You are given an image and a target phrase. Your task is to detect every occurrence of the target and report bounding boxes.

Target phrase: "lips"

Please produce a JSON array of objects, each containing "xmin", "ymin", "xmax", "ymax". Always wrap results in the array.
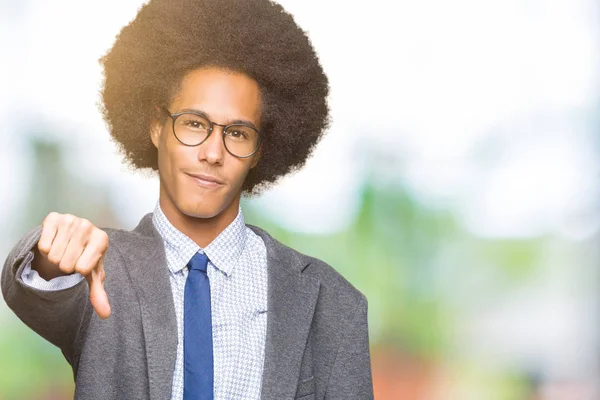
[
  {"xmin": 185, "ymin": 172, "xmax": 224, "ymax": 188},
  {"xmin": 186, "ymin": 172, "xmax": 223, "ymax": 184}
]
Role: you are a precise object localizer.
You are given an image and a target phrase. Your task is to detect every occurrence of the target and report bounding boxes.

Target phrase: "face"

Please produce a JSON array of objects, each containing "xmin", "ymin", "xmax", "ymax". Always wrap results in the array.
[{"xmin": 150, "ymin": 67, "xmax": 262, "ymax": 223}]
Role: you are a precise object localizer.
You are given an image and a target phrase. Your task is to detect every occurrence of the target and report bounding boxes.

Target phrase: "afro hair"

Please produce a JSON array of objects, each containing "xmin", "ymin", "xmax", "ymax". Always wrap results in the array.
[{"xmin": 99, "ymin": 0, "xmax": 330, "ymax": 194}]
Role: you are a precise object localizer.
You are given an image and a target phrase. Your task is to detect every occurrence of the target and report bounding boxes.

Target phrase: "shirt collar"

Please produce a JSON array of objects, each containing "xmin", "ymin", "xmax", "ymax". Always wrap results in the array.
[{"xmin": 151, "ymin": 201, "xmax": 247, "ymax": 277}]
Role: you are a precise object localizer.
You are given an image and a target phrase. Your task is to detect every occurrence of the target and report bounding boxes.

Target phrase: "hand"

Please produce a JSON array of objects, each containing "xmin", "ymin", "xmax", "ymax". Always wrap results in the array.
[{"xmin": 36, "ymin": 212, "xmax": 111, "ymax": 319}]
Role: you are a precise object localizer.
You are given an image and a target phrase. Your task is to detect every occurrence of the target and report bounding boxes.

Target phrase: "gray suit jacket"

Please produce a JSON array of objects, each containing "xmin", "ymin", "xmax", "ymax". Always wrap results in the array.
[{"xmin": 2, "ymin": 213, "xmax": 373, "ymax": 400}]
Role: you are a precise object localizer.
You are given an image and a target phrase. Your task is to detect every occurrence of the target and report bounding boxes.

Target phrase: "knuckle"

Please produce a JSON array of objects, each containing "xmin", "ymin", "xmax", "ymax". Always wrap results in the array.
[
  {"xmin": 42, "ymin": 212, "xmax": 59, "ymax": 229},
  {"xmin": 46, "ymin": 253, "xmax": 60, "ymax": 265},
  {"xmin": 43, "ymin": 212, "xmax": 57, "ymax": 224},
  {"xmin": 75, "ymin": 256, "xmax": 94, "ymax": 273},
  {"xmin": 79, "ymin": 218, "xmax": 92, "ymax": 231},
  {"xmin": 98, "ymin": 228, "xmax": 108, "ymax": 241},
  {"xmin": 38, "ymin": 241, "xmax": 51, "ymax": 253},
  {"xmin": 94, "ymin": 229, "xmax": 109, "ymax": 248},
  {"xmin": 58, "ymin": 260, "xmax": 72, "ymax": 273},
  {"xmin": 62, "ymin": 214, "xmax": 75, "ymax": 226},
  {"xmin": 76, "ymin": 264, "xmax": 92, "ymax": 276}
]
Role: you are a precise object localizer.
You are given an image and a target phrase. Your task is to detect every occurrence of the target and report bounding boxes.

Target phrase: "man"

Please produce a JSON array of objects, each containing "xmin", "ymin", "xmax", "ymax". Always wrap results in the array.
[{"xmin": 2, "ymin": 0, "xmax": 373, "ymax": 399}]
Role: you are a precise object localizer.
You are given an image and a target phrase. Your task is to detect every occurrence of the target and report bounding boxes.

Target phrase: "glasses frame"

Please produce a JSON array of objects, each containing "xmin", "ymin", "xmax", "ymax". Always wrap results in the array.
[{"xmin": 162, "ymin": 107, "xmax": 262, "ymax": 158}]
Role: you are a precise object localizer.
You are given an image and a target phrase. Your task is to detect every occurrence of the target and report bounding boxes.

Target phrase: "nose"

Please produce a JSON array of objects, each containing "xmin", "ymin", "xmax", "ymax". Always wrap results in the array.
[{"xmin": 198, "ymin": 124, "xmax": 225, "ymax": 165}]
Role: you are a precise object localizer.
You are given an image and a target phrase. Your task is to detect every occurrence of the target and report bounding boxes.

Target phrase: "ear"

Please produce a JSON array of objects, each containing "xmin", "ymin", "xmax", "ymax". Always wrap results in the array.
[
  {"xmin": 250, "ymin": 145, "xmax": 263, "ymax": 169},
  {"xmin": 150, "ymin": 107, "xmax": 164, "ymax": 149},
  {"xmin": 150, "ymin": 120, "xmax": 162, "ymax": 149}
]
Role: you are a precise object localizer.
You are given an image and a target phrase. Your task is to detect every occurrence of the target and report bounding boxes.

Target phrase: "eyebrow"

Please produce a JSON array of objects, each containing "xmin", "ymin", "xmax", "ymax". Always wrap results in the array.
[{"xmin": 178, "ymin": 107, "xmax": 259, "ymax": 130}]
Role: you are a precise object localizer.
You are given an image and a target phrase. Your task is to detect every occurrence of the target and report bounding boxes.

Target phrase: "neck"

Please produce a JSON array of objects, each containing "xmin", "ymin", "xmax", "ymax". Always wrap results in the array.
[{"xmin": 158, "ymin": 191, "xmax": 241, "ymax": 248}]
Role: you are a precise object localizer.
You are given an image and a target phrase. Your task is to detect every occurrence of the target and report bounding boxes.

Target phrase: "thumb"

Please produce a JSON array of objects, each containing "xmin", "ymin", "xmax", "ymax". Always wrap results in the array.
[{"xmin": 86, "ymin": 257, "xmax": 111, "ymax": 319}]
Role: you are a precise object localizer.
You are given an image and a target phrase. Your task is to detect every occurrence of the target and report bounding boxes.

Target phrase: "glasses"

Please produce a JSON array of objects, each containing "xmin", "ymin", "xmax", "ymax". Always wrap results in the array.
[{"xmin": 162, "ymin": 107, "xmax": 262, "ymax": 158}]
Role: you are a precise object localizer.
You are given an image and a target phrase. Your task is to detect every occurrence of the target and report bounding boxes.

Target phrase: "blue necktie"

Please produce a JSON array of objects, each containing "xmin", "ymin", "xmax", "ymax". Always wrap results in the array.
[{"xmin": 183, "ymin": 252, "xmax": 214, "ymax": 399}]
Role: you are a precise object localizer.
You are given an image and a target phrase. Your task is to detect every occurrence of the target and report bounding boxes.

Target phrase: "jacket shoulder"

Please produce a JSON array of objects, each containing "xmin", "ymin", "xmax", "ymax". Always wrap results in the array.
[
  {"xmin": 247, "ymin": 224, "xmax": 367, "ymax": 308},
  {"xmin": 303, "ymin": 254, "xmax": 367, "ymax": 306},
  {"xmin": 99, "ymin": 212, "xmax": 160, "ymax": 249}
]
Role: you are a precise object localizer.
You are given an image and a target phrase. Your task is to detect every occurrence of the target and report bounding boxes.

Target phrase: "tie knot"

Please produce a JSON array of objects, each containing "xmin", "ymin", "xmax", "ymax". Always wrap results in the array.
[{"xmin": 188, "ymin": 252, "xmax": 209, "ymax": 273}]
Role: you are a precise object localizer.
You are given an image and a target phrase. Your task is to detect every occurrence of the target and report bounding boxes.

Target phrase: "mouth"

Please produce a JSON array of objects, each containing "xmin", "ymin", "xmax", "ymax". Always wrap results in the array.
[{"xmin": 185, "ymin": 172, "xmax": 224, "ymax": 189}]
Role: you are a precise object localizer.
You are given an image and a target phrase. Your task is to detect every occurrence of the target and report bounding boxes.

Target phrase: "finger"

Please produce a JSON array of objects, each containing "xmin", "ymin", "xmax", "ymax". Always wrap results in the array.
[
  {"xmin": 86, "ymin": 257, "xmax": 111, "ymax": 319},
  {"xmin": 38, "ymin": 212, "xmax": 60, "ymax": 256},
  {"xmin": 60, "ymin": 237, "xmax": 86, "ymax": 275},
  {"xmin": 74, "ymin": 229, "xmax": 108, "ymax": 276},
  {"xmin": 47, "ymin": 214, "xmax": 77, "ymax": 270},
  {"xmin": 60, "ymin": 219, "xmax": 94, "ymax": 274}
]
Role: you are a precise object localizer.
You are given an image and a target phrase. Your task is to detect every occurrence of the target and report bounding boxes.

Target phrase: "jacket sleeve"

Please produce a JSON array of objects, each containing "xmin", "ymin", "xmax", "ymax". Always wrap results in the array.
[
  {"xmin": 324, "ymin": 296, "xmax": 375, "ymax": 400},
  {"xmin": 1, "ymin": 224, "xmax": 93, "ymax": 363}
]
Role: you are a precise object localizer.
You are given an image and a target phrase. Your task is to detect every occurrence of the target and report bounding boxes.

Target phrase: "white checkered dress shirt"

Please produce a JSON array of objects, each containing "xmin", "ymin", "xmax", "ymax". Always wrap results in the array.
[{"xmin": 21, "ymin": 202, "xmax": 269, "ymax": 400}]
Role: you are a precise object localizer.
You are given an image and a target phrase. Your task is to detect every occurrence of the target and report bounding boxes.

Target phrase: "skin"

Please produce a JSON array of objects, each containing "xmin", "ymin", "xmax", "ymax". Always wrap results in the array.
[
  {"xmin": 150, "ymin": 67, "xmax": 262, "ymax": 248},
  {"xmin": 33, "ymin": 66, "xmax": 263, "ymax": 319}
]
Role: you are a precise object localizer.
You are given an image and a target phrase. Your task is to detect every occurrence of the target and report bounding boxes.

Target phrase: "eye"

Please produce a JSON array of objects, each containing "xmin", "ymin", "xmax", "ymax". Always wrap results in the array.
[
  {"xmin": 226, "ymin": 129, "xmax": 250, "ymax": 140},
  {"xmin": 183, "ymin": 119, "xmax": 207, "ymax": 129},
  {"xmin": 176, "ymin": 113, "xmax": 210, "ymax": 131},
  {"xmin": 229, "ymin": 130, "xmax": 247, "ymax": 138}
]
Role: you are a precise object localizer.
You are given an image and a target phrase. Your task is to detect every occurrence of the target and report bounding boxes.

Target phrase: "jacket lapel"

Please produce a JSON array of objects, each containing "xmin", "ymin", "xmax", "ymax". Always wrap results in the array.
[
  {"xmin": 126, "ymin": 213, "xmax": 178, "ymax": 400},
  {"xmin": 248, "ymin": 225, "xmax": 321, "ymax": 400},
  {"xmin": 119, "ymin": 215, "xmax": 319, "ymax": 400}
]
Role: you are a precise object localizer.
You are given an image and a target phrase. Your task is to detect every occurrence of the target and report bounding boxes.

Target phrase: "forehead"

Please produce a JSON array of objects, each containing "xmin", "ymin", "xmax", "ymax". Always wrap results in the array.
[{"xmin": 170, "ymin": 67, "xmax": 262, "ymax": 125}]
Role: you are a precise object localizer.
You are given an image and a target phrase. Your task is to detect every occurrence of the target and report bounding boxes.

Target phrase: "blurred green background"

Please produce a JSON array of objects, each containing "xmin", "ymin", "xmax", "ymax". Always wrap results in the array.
[{"xmin": 1, "ymin": 0, "xmax": 599, "ymax": 399}]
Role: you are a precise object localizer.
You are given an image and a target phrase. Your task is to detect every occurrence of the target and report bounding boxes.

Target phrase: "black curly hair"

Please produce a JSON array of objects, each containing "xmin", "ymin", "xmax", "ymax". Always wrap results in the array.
[{"xmin": 99, "ymin": 0, "xmax": 330, "ymax": 195}]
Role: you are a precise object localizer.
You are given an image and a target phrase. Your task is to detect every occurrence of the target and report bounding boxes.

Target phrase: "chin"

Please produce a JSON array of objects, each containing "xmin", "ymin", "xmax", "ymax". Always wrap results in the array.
[
  {"xmin": 183, "ymin": 189, "xmax": 238, "ymax": 218},
  {"xmin": 179, "ymin": 200, "xmax": 224, "ymax": 220},
  {"xmin": 163, "ymin": 178, "xmax": 238, "ymax": 221}
]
